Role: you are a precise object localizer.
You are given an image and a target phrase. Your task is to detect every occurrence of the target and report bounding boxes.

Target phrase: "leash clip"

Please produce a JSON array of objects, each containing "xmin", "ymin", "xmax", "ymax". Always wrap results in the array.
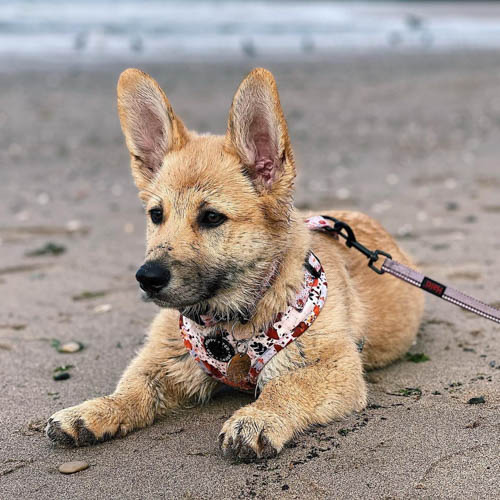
[{"xmin": 321, "ymin": 215, "xmax": 392, "ymax": 275}]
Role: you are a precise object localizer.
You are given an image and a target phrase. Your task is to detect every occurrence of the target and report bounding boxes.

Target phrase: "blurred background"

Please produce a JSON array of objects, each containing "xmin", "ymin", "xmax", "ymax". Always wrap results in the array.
[
  {"xmin": 1, "ymin": 2, "xmax": 499, "ymax": 499},
  {"xmin": 5, "ymin": 0, "xmax": 500, "ymax": 63}
]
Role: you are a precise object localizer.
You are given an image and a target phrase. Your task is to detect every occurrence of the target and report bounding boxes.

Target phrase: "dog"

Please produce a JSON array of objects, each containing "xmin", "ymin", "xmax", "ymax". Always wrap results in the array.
[{"xmin": 46, "ymin": 68, "xmax": 424, "ymax": 460}]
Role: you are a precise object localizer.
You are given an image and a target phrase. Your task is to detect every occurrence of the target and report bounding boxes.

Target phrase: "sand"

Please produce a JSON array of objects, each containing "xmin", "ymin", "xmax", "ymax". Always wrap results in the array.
[{"xmin": 0, "ymin": 51, "xmax": 499, "ymax": 499}]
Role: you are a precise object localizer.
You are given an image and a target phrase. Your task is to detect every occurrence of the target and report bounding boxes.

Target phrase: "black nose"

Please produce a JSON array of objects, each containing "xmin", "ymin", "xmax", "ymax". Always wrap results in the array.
[{"xmin": 135, "ymin": 261, "xmax": 171, "ymax": 294}]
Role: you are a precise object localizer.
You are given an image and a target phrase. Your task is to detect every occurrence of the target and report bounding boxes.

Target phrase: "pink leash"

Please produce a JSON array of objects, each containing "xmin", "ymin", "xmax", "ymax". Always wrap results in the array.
[{"xmin": 307, "ymin": 215, "xmax": 500, "ymax": 325}]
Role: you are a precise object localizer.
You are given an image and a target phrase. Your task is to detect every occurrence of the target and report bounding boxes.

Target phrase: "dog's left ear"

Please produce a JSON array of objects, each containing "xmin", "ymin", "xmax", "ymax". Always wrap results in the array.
[
  {"xmin": 225, "ymin": 68, "xmax": 294, "ymax": 195},
  {"xmin": 117, "ymin": 68, "xmax": 189, "ymax": 191}
]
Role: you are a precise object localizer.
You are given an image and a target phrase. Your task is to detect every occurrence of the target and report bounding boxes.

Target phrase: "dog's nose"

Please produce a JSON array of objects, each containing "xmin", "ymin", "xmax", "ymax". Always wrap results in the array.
[{"xmin": 135, "ymin": 261, "xmax": 170, "ymax": 294}]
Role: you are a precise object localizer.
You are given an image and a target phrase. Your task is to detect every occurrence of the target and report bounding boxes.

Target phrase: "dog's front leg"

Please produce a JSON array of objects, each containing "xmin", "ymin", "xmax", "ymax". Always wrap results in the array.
[
  {"xmin": 46, "ymin": 312, "xmax": 218, "ymax": 446},
  {"xmin": 219, "ymin": 336, "xmax": 366, "ymax": 460}
]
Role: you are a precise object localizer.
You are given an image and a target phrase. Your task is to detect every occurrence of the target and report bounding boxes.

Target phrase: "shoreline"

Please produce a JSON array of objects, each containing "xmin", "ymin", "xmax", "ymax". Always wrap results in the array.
[{"xmin": 3, "ymin": 45, "xmax": 500, "ymax": 74}]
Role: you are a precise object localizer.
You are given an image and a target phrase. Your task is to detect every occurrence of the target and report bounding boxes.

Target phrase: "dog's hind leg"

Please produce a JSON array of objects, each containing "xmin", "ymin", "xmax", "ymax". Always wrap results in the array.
[
  {"xmin": 219, "ymin": 335, "xmax": 366, "ymax": 460},
  {"xmin": 46, "ymin": 311, "xmax": 218, "ymax": 446}
]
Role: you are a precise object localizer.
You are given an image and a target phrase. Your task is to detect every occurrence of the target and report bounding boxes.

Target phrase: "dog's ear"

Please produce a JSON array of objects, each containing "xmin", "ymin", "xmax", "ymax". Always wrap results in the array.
[
  {"xmin": 225, "ymin": 68, "xmax": 294, "ymax": 195},
  {"xmin": 117, "ymin": 68, "xmax": 188, "ymax": 190}
]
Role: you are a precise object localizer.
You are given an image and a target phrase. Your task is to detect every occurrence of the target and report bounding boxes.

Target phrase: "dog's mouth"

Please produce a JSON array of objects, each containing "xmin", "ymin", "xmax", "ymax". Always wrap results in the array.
[
  {"xmin": 141, "ymin": 288, "xmax": 251, "ymax": 325},
  {"xmin": 140, "ymin": 288, "xmax": 215, "ymax": 311},
  {"xmin": 143, "ymin": 293, "xmax": 171, "ymax": 308}
]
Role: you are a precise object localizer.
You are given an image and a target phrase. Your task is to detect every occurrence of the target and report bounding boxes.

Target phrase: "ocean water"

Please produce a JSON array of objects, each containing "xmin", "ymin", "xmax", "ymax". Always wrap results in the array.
[{"xmin": 3, "ymin": 1, "xmax": 500, "ymax": 62}]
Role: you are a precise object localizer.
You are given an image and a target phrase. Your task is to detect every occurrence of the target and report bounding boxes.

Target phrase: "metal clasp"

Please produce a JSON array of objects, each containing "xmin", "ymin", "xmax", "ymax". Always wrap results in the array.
[
  {"xmin": 368, "ymin": 250, "xmax": 392, "ymax": 275},
  {"xmin": 321, "ymin": 215, "xmax": 392, "ymax": 275}
]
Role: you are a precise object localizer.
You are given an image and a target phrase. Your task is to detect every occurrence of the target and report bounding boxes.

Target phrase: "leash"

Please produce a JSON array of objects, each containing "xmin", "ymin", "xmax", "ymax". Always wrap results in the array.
[{"xmin": 311, "ymin": 215, "xmax": 500, "ymax": 325}]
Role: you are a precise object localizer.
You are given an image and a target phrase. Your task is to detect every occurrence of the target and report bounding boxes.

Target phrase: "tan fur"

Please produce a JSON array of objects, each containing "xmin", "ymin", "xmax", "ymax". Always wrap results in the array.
[{"xmin": 46, "ymin": 68, "xmax": 424, "ymax": 459}]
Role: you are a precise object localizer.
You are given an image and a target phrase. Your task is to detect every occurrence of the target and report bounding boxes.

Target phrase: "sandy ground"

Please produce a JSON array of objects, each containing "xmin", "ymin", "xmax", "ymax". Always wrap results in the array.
[{"xmin": 0, "ymin": 51, "xmax": 499, "ymax": 499}]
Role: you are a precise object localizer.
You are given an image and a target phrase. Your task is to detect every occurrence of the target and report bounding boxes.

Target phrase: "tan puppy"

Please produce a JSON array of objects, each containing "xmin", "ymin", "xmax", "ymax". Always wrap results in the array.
[{"xmin": 46, "ymin": 68, "xmax": 424, "ymax": 459}]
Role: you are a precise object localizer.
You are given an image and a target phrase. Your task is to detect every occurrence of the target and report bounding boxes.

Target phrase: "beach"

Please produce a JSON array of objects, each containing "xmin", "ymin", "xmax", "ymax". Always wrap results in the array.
[{"xmin": 1, "ymin": 49, "xmax": 499, "ymax": 498}]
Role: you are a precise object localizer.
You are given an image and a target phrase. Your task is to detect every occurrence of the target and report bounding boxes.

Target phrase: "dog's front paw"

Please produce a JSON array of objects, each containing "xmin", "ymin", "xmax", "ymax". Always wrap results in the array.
[
  {"xmin": 46, "ymin": 397, "xmax": 128, "ymax": 447},
  {"xmin": 219, "ymin": 407, "xmax": 289, "ymax": 461}
]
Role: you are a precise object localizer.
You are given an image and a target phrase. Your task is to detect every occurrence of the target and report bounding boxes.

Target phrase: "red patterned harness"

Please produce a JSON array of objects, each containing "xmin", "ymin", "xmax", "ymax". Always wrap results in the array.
[{"xmin": 179, "ymin": 250, "xmax": 328, "ymax": 391}]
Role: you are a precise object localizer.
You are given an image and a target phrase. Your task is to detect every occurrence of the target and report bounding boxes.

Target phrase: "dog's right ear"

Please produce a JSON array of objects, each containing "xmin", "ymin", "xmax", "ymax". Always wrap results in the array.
[
  {"xmin": 117, "ymin": 69, "xmax": 188, "ymax": 191},
  {"xmin": 225, "ymin": 68, "xmax": 294, "ymax": 198}
]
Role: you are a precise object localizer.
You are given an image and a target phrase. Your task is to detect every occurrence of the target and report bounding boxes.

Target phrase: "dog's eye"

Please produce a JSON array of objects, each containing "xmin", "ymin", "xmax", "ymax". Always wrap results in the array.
[
  {"xmin": 199, "ymin": 210, "xmax": 227, "ymax": 228},
  {"xmin": 149, "ymin": 208, "xmax": 163, "ymax": 225}
]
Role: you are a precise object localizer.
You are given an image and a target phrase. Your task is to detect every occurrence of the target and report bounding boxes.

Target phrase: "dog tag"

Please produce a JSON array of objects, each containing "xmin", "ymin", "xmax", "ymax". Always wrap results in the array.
[{"xmin": 227, "ymin": 353, "xmax": 251, "ymax": 384}]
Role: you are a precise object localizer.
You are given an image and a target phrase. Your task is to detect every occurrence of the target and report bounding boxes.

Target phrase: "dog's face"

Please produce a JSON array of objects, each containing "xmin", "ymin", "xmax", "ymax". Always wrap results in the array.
[{"xmin": 117, "ymin": 68, "xmax": 296, "ymax": 320}]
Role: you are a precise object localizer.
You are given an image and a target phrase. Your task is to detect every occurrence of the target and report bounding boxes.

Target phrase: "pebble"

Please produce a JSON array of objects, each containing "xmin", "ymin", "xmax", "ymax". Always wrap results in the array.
[
  {"xmin": 372, "ymin": 200, "xmax": 392, "ymax": 214},
  {"xmin": 444, "ymin": 178, "xmax": 457, "ymax": 190},
  {"xmin": 58, "ymin": 341, "xmax": 83, "ymax": 353},
  {"xmin": 397, "ymin": 223, "xmax": 413, "ymax": 238},
  {"xmin": 53, "ymin": 372, "xmax": 71, "ymax": 381},
  {"xmin": 66, "ymin": 220, "xmax": 83, "ymax": 232},
  {"xmin": 467, "ymin": 396, "xmax": 485, "ymax": 405},
  {"xmin": 336, "ymin": 187, "xmax": 351, "ymax": 200},
  {"xmin": 386, "ymin": 173, "xmax": 399, "ymax": 186},
  {"xmin": 416, "ymin": 210, "xmax": 428, "ymax": 222},
  {"xmin": 93, "ymin": 304, "xmax": 112, "ymax": 314},
  {"xmin": 37, "ymin": 192, "xmax": 50, "ymax": 205},
  {"xmin": 58, "ymin": 461, "xmax": 89, "ymax": 474}
]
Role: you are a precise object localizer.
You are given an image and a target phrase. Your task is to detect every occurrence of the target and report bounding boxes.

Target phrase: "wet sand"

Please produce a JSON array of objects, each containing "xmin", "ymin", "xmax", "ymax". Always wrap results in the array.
[{"xmin": 0, "ymin": 51, "xmax": 499, "ymax": 499}]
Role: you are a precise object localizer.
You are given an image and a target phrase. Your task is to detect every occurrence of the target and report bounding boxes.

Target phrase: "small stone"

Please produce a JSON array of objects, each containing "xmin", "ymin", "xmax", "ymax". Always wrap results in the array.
[
  {"xmin": 281, "ymin": 484, "xmax": 290, "ymax": 491},
  {"xmin": 386, "ymin": 173, "xmax": 399, "ymax": 186},
  {"xmin": 336, "ymin": 187, "xmax": 351, "ymax": 200},
  {"xmin": 93, "ymin": 304, "xmax": 112, "ymax": 313},
  {"xmin": 444, "ymin": 178, "xmax": 457, "ymax": 190},
  {"xmin": 466, "ymin": 420, "xmax": 480, "ymax": 429},
  {"xmin": 53, "ymin": 372, "xmax": 70, "ymax": 381},
  {"xmin": 366, "ymin": 373, "xmax": 382, "ymax": 384},
  {"xmin": 58, "ymin": 461, "xmax": 89, "ymax": 474},
  {"xmin": 397, "ymin": 223, "xmax": 414, "ymax": 238},
  {"xmin": 416, "ymin": 211, "xmax": 428, "ymax": 222},
  {"xmin": 66, "ymin": 220, "xmax": 83, "ymax": 232},
  {"xmin": 37, "ymin": 192, "xmax": 50, "ymax": 205},
  {"xmin": 58, "ymin": 341, "xmax": 83, "ymax": 353},
  {"xmin": 467, "ymin": 396, "xmax": 485, "ymax": 405},
  {"xmin": 16, "ymin": 210, "xmax": 30, "ymax": 222}
]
